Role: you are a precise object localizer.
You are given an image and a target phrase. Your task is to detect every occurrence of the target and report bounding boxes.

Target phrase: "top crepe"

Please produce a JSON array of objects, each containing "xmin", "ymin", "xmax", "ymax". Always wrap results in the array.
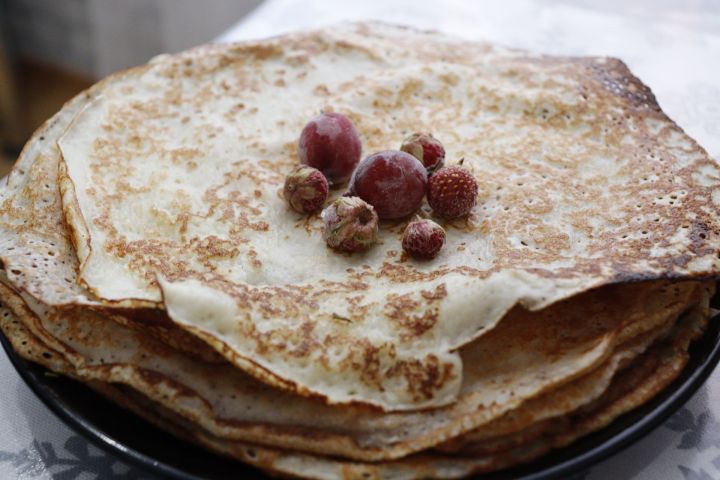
[{"xmin": 56, "ymin": 22, "xmax": 720, "ymax": 410}]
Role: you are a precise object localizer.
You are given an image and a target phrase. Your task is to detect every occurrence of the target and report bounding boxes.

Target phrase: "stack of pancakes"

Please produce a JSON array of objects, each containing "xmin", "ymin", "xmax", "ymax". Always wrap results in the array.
[{"xmin": 1, "ymin": 23, "xmax": 718, "ymax": 479}]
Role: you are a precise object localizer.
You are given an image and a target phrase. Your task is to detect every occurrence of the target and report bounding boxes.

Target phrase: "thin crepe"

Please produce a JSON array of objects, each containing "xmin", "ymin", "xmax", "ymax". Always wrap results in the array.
[{"xmin": 56, "ymin": 22, "xmax": 720, "ymax": 410}]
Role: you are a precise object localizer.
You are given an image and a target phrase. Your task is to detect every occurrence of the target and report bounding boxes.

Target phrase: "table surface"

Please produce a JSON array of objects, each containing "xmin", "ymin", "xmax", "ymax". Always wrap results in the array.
[{"xmin": 2, "ymin": 1, "xmax": 720, "ymax": 479}]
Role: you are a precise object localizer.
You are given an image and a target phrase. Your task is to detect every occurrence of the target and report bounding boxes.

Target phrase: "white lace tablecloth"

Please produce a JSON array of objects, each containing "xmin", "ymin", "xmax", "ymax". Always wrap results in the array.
[{"xmin": 2, "ymin": 1, "xmax": 720, "ymax": 478}]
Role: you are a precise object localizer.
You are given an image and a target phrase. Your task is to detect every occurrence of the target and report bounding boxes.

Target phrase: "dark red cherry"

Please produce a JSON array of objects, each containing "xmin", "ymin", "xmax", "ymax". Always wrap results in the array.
[
  {"xmin": 298, "ymin": 112, "xmax": 362, "ymax": 186},
  {"xmin": 347, "ymin": 150, "xmax": 428, "ymax": 219}
]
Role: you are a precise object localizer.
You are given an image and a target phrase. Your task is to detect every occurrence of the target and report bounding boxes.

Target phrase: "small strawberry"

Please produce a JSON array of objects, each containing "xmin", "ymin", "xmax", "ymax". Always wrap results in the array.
[
  {"xmin": 321, "ymin": 196, "xmax": 378, "ymax": 253},
  {"xmin": 284, "ymin": 165, "xmax": 329, "ymax": 213},
  {"xmin": 402, "ymin": 218, "xmax": 446, "ymax": 260},
  {"xmin": 400, "ymin": 133, "xmax": 445, "ymax": 173},
  {"xmin": 427, "ymin": 164, "xmax": 478, "ymax": 219}
]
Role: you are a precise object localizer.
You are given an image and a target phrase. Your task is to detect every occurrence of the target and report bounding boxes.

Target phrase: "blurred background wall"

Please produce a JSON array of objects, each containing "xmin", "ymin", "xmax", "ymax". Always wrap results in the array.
[
  {"xmin": 2, "ymin": 0, "xmax": 262, "ymax": 78},
  {"xmin": 0, "ymin": 0, "xmax": 262, "ymax": 174}
]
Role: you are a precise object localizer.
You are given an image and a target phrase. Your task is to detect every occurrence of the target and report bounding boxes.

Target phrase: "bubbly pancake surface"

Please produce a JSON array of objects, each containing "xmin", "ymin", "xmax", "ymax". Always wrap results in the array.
[{"xmin": 54, "ymin": 23, "xmax": 720, "ymax": 410}]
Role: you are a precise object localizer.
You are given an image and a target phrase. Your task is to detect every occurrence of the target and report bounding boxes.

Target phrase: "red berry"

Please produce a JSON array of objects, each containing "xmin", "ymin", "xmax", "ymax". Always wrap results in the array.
[
  {"xmin": 427, "ymin": 165, "xmax": 478, "ymax": 219},
  {"xmin": 283, "ymin": 165, "xmax": 329, "ymax": 213},
  {"xmin": 402, "ymin": 218, "xmax": 446, "ymax": 260},
  {"xmin": 347, "ymin": 150, "xmax": 427, "ymax": 219},
  {"xmin": 298, "ymin": 112, "xmax": 362, "ymax": 186},
  {"xmin": 400, "ymin": 133, "xmax": 445, "ymax": 173},
  {"xmin": 321, "ymin": 197, "xmax": 378, "ymax": 253}
]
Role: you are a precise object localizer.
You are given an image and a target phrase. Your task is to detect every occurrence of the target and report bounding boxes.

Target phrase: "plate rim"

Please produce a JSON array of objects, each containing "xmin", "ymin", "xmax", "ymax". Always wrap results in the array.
[{"xmin": 0, "ymin": 334, "xmax": 206, "ymax": 480}]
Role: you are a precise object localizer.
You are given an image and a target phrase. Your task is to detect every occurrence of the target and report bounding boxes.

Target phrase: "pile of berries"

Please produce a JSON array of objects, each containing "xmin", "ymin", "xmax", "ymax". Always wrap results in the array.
[{"xmin": 283, "ymin": 112, "xmax": 478, "ymax": 260}]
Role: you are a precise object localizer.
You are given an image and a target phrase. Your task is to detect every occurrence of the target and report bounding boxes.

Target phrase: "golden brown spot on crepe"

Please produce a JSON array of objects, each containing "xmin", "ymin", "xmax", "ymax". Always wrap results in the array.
[
  {"xmin": 385, "ymin": 284, "xmax": 447, "ymax": 337},
  {"xmin": 386, "ymin": 354, "xmax": 457, "ymax": 402},
  {"xmin": 313, "ymin": 84, "xmax": 331, "ymax": 96}
]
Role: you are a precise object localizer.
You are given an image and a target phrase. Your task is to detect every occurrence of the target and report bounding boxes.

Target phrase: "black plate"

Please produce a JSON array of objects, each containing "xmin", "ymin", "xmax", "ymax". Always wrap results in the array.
[{"xmin": 2, "ymin": 309, "xmax": 720, "ymax": 480}]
